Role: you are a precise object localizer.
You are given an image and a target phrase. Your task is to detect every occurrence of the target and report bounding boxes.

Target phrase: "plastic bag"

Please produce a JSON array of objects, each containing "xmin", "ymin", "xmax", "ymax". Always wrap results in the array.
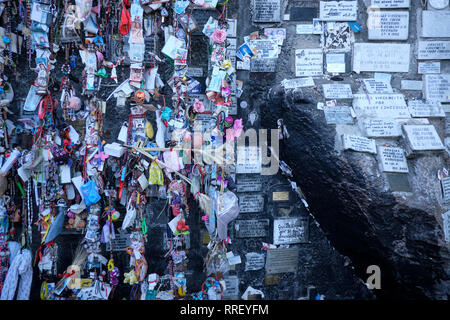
[
  {"xmin": 122, "ymin": 198, "xmax": 137, "ymax": 230},
  {"xmin": 80, "ymin": 180, "xmax": 101, "ymax": 206},
  {"xmin": 148, "ymin": 160, "xmax": 164, "ymax": 185},
  {"xmin": 163, "ymin": 150, "xmax": 183, "ymax": 172}
]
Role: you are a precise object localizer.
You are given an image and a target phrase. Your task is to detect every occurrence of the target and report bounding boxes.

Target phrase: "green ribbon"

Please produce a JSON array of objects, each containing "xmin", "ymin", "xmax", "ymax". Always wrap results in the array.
[{"xmin": 141, "ymin": 218, "xmax": 147, "ymax": 235}]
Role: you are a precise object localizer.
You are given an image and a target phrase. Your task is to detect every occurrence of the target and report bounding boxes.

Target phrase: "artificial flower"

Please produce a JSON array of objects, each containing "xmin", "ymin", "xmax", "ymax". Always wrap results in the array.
[
  {"xmin": 193, "ymin": 99, "xmax": 205, "ymax": 113},
  {"xmin": 221, "ymin": 59, "xmax": 232, "ymax": 69},
  {"xmin": 211, "ymin": 28, "xmax": 227, "ymax": 44}
]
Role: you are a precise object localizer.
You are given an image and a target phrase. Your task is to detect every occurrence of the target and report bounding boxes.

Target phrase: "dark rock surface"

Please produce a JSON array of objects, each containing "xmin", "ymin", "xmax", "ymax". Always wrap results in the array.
[{"xmin": 258, "ymin": 85, "xmax": 450, "ymax": 300}]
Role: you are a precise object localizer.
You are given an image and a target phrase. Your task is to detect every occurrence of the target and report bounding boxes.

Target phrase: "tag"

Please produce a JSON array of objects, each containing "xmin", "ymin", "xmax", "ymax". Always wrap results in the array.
[
  {"xmin": 71, "ymin": 175, "xmax": 85, "ymax": 200},
  {"xmin": 60, "ymin": 165, "xmax": 71, "ymax": 184},
  {"xmin": 68, "ymin": 126, "xmax": 80, "ymax": 144},
  {"xmin": 116, "ymin": 95, "xmax": 127, "ymax": 107},
  {"xmin": 42, "ymin": 148, "xmax": 50, "ymax": 161},
  {"xmin": 118, "ymin": 124, "xmax": 128, "ymax": 143},
  {"xmin": 120, "ymin": 189, "xmax": 128, "ymax": 206},
  {"xmin": 66, "ymin": 184, "xmax": 76, "ymax": 200},
  {"xmin": 168, "ymin": 214, "xmax": 182, "ymax": 234},
  {"xmin": 18, "ymin": 166, "xmax": 31, "ymax": 181},
  {"xmin": 138, "ymin": 174, "xmax": 149, "ymax": 190}
]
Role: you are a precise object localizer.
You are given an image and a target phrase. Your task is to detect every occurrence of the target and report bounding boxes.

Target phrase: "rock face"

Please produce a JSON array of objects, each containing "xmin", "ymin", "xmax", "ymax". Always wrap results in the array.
[{"xmin": 259, "ymin": 85, "xmax": 450, "ymax": 300}]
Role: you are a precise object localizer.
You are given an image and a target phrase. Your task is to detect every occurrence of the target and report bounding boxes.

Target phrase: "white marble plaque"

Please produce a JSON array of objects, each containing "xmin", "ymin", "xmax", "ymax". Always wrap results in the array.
[
  {"xmin": 253, "ymin": 0, "xmax": 281, "ymax": 22},
  {"xmin": 273, "ymin": 217, "xmax": 308, "ymax": 245},
  {"xmin": 281, "ymin": 77, "xmax": 315, "ymax": 89},
  {"xmin": 295, "ymin": 48, "xmax": 323, "ymax": 77},
  {"xmin": 408, "ymin": 100, "xmax": 445, "ymax": 118},
  {"xmin": 245, "ymin": 252, "xmax": 265, "ymax": 271},
  {"xmin": 266, "ymin": 247, "xmax": 299, "ymax": 274},
  {"xmin": 236, "ymin": 146, "xmax": 262, "ymax": 173},
  {"xmin": 323, "ymin": 106, "xmax": 354, "ymax": 124},
  {"xmin": 363, "ymin": 119, "xmax": 401, "ymax": 137},
  {"xmin": 418, "ymin": 41, "xmax": 450, "ymax": 60},
  {"xmin": 401, "ymin": 80, "xmax": 423, "ymax": 91},
  {"xmin": 296, "ymin": 24, "xmax": 314, "ymax": 34},
  {"xmin": 403, "ymin": 125, "xmax": 445, "ymax": 151},
  {"xmin": 424, "ymin": 74, "xmax": 450, "ymax": 103},
  {"xmin": 443, "ymin": 210, "xmax": 450, "ymax": 242},
  {"xmin": 186, "ymin": 67, "xmax": 203, "ymax": 77},
  {"xmin": 418, "ymin": 62, "xmax": 440, "ymax": 75},
  {"xmin": 322, "ymin": 84, "xmax": 353, "ymax": 99},
  {"xmin": 353, "ymin": 43, "xmax": 410, "ymax": 73},
  {"xmin": 250, "ymin": 58, "xmax": 277, "ymax": 72},
  {"xmin": 441, "ymin": 177, "xmax": 450, "ymax": 203},
  {"xmin": 326, "ymin": 53, "xmax": 346, "ymax": 73},
  {"xmin": 362, "ymin": 79, "xmax": 393, "ymax": 94},
  {"xmin": 319, "ymin": 1, "xmax": 357, "ymax": 21},
  {"xmin": 342, "ymin": 134, "xmax": 377, "ymax": 154},
  {"xmin": 371, "ymin": 0, "xmax": 410, "ymax": 8},
  {"xmin": 368, "ymin": 11, "xmax": 409, "ymax": 40},
  {"xmin": 352, "ymin": 94, "xmax": 410, "ymax": 118},
  {"xmin": 223, "ymin": 276, "xmax": 239, "ymax": 299},
  {"xmin": 422, "ymin": 11, "xmax": 450, "ymax": 38},
  {"xmin": 238, "ymin": 194, "xmax": 264, "ymax": 213},
  {"xmin": 378, "ymin": 146, "xmax": 409, "ymax": 173}
]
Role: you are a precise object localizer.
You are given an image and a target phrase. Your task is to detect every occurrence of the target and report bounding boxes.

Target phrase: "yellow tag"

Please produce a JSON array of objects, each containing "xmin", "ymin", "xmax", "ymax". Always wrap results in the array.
[
  {"xmin": 70, "ymin": 278, "xmax": 93, "ymax": 289},
  {"xmin": 273, "ymin": 191, "xmax": 290, "ymax": 201},
  {"xmin": 202, "ymin": 233, "xmax": 210, "ymax": 245}
]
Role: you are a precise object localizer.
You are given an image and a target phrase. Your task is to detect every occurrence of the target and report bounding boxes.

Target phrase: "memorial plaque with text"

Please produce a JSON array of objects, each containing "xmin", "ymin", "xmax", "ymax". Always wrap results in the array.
[
  {"xmin": 403, "ymin": 125, "xmax": 445, "ymax": 151},
  {"xmin": 273, "ymin": 217, "xmax": 309, "ymax": 245},
  {"xmin": 363, "ymin": 119, "xmax": 401, "ymax": 137},
  {"xmin": 352, "ymin": 94, "xmax": 410, "ymax": 118},
  {"xmin": 401, "ymin": 80, "xmax": 423, "ymax": 91},
  {"xmin": 445, "ymin": 113, "xmax": 450, "ymax": 136},
  {"xmin": 368, "ymin": 11, "xmax": 409, "ymax": 40},
  {"xmin": 342, "ymin": 134, "xmax": 377, "ymax": 154},
  {"xmin": 281, "ymin": 77, "xmax": 315, "ymax": 89},
  {"xmin": 236, "ymin": 146, "xmax": 262, "ymax": 174},
  {"xmin": 418, "ymin": 41, "xmax": 450, "ymax": 60},
  {"xmin": 371, "ymin": 0, "xmax": 410, "ymax": 8},
  {"xmin": 424, "ymin": 74, "xmax": 450, "ymax": 103},
  {"xmin": 322, "ymin": 84, "xmax": 353, "ymax": 99},
  {"xmin": 323, "ymin": 106, "xmax": 354, "ymax": 124},
  {"xmin": 362, "ymin": 79, "xmax": 393, "ymax": 94},
  {"xmin": 253, "ymin": 0, "xmax": 281, "ymax": 23},
  {"xmin": 418, "ymin": 62, "xmax": 440, "ymax": 75},
  {"xmin": 250, "ymin": 58, "xmax": 277, "ymax": 72},
  {"xmin": 266, "ymin": 247, "xmax": 299, "ymax": 274},
  {"xmin": 235, "ymin": 219, "xmax": 269, "ymax": 238},
  {"xmin": 245, "ymin": 252, "xmax": 265, "ymax": 271},
  {"xmin": 422, "ymin": 11, "xmax": 450, "ymax": 38},
  {"xmin": 353, "ymin": 43, "xmax": 410, "ymax": 73},
  {"xmin": 236, "ymin": 175, "xmax": 263, "ymax": 192},
  {"xmin": 408, "ymin": 100, "xmax": 445, "ymax": 118},
  {"xmin": 319, "ymin": 1, "xmax": 357, "ymax": 21},
  {"xmin": 441, "ymin": 177, "xmax": 450, "ymax": 203},
  {"xmin": 295, "ymin": 48, "xmax": 323, "ymax": 77},
  {"xmin": 443, "ymin": 210, "xmax": 450, "ymax": 242},
  {"xmin": 106, "ymin": 231, "xmax": 131, "ymax": 251},
  {"xmin": 223, "ymin": 276, "xmax": 239, "ymax": 299},
  {"xmin": 239, "ymin": 194, "xmax": 265, "ymax": 213},
  {"xmin": 378, "ymin": 146, "xmax": 409, "ymax": 173}
]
